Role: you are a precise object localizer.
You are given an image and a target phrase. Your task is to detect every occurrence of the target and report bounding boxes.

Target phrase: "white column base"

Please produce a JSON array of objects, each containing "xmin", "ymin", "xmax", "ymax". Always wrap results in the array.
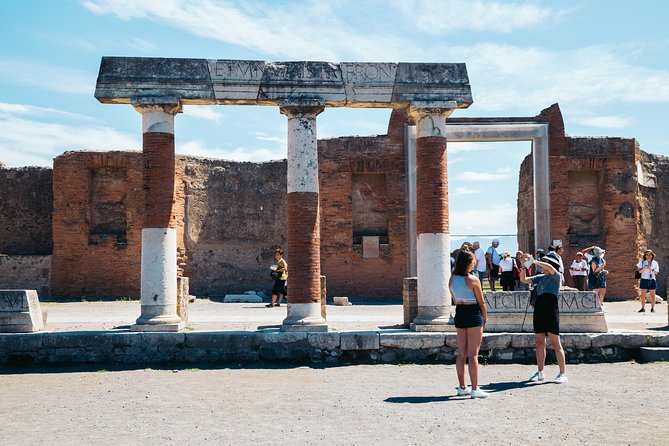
[
  {"xmin": 281, "ymin": 302, "xmax": 328, "ymax": 332},
  {"xmin": 413, "ymin": 233, "xmax": 454, "ymax": 330},
  {"xmin": 135, "ymin": 228, "xmax": 182, "ymax": 329}
]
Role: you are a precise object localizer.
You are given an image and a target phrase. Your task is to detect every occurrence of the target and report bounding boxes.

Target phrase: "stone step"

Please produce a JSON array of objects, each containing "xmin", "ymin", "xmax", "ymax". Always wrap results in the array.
[{"xmin": 639, "ymin": 347, "xmax": 669, "ymax": 362}]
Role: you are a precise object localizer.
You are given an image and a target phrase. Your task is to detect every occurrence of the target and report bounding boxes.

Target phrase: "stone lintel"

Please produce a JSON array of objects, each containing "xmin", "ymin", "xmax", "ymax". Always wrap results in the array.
[{"xmin": 95, "ymin": 57, "xmax": 473, "ymax": 109}]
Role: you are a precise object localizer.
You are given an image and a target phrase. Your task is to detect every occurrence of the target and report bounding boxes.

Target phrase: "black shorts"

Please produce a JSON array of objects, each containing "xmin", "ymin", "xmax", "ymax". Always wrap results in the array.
[
  {"xmin": 489, "ymin": 266, "xmax": 500, "ymax": 278},
  {"xmin": 272, "ymin": 279, "xmax": 287, "ymax": 296},
  {"xmin": 454, "ymin": 304, "xmax": 483, "ymax": 328},
  {"xmin": 533, "ymin": 293, "xmax": 559, "ymax": 335},
  {"xmin": 640, "ymin": 278, "xmax": 657, "ymax": 291}
]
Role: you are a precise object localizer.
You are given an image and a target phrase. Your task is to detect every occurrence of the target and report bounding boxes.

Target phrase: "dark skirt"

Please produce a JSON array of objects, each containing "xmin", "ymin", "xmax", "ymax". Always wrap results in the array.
[
  {"xmin": 588, "ymin": 272, "xmax": 606, "ymax": 289},
  {"xmin": 454, "ymin": 304, "xmax": 483, "ymax": 329},
  {"xmin": 272, "ymin": 279, "xmax": 287, "ymax": 296},
  {"xmin": 500, "ymin": 271, "xmax": 515, "ymax": 290},
  {"xmin": 533, "ymin": 293, "xmax": 559, "ymax": 335}
]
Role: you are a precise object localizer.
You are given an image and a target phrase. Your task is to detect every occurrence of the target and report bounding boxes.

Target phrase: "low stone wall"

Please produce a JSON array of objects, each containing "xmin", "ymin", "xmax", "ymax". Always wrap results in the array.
[{"xmin": 1, "ymin": 331, "xmax": 667, "ymax": 367}]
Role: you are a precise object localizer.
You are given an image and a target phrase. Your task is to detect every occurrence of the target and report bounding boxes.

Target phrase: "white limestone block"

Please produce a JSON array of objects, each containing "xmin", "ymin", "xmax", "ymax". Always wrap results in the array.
[{"xmin": 0, "ymin": 290, "xmax": 44, "ymax": 333}]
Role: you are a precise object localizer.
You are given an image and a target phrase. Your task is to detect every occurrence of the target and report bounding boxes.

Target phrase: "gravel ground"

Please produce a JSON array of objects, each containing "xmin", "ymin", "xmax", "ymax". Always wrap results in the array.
[{"xmin": 1, "ymin": 362, "xmax": 667, "ymax": 445}]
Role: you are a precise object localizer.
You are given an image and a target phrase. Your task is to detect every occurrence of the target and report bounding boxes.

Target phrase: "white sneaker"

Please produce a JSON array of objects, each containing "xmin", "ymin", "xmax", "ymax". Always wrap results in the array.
[
  {"xmin": 529, "ymin": 371, "xmax": 545, "ymax": 382},
  {"xmin": 471, "ymin": 388, "xmax": 490, "ymax": 399},
  {"xmin": 456, "ymin": 386, "xmax": 471, "ymax": 396},
  {"xmin": 554, "ymin": 373, "xmax": 568, "ymax": 384}
]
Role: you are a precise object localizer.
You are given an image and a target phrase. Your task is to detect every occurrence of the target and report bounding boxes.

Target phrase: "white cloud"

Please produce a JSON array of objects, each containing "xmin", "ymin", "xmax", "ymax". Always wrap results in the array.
[
  {"xmin": 253, "ymin": 132, "xmax": 283, "ymax": 143},
  {"xmin": 453, "ymin": 186, "xmax": 480, "ymax": 195},
  {"xmin": 450, "ymin": 203, "xmax": 517, "ymax": 234},
  {"xmin": 183, "ymin": 105, "xmax": 226, "ymax": 122},
  {"xmin": 0, "ymin": 115, "xmax": 138, "ymax": 167},
  {"xmin": 0, "ymin": 59, "xmax": 95, "ymax": 95},
  {"xmin": 391, "ymin": 0, "xmax": 567, "ymax": 34},
  {"xmin": 454, "ymin": 170, "xmax": 512, "ymax": 181},
  {"xmin": 177, "ymin": 139, "xmax": 285, "ymax": 162},
  {"xmin": 0, "ymin": 102, "xmax": 96, "ymax": 122},
  {"xmin": 580, "ymin": 115, "xmax": 633, "ymax": 129}
]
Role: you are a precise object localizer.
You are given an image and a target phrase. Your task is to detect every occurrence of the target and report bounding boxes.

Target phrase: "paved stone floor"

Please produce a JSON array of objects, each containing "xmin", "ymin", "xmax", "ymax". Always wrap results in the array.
[
  {"xmin": 1, "ymin": 362, "xmax": 667, "ymax": 445},
  {"xmin": 39, "ymin": 299, "xmax": 668, "ymax": 332}
]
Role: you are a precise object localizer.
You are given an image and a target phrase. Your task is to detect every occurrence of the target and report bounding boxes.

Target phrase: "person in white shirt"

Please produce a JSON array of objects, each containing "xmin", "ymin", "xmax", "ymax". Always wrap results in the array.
[
  {"xmin": 498, "ymin": 251, "xmax": 516, "ymax": 291},
  {"xmin": 637, "ymin": 248, "xmax": 660, "ymax": 313},
  {"xmin": 569, "ymin": 252, "xmax": 588, "ymax": 291},
  {"xmin": 472, "ymin": 241, "xmax": 487, "ymax": 283}
]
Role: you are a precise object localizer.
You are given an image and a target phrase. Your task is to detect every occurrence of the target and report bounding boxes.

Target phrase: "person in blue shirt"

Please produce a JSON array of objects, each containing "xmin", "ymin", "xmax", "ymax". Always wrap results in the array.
[{"xmin": 519, "ymin": 251, "xmax": 568, "ymax": 384}]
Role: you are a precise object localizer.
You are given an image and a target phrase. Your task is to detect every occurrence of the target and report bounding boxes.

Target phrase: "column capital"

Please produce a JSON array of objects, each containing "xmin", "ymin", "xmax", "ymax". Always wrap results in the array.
[
  {"xmin": 408, "ymin": 106, "xmax": 455, "ymax": 123},
  {"xmin": 279, "ymin": 105, "xmax": 325, "ymax": 119},
  {"xmin": 131, "ymin": 96, "xmax": 183, "ymax": 115}
]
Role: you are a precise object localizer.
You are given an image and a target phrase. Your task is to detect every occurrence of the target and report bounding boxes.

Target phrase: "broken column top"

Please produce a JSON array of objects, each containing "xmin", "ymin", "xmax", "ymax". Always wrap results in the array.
[{"xmin": 95, "ymin": 57, "xmax": 472, "ymax": 109}]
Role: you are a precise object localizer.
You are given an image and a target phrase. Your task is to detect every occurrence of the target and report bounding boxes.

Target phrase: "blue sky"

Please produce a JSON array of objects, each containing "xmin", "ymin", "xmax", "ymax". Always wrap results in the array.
[{"xmin": 1, "ymin": 0, "xmax": 668, "ymax": 243}]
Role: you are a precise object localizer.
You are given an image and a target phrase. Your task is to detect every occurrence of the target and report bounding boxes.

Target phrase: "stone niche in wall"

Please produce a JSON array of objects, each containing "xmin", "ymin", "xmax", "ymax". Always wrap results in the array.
[
  {"xmin": 352, "ymin": 173, "xmax": 388, "ymax": 258},
  {"xmin": 89, "ymin": 166, "xmax": 128, "ymax": 246},
  {"xmin": 567, "ymin": 170, "xmax": 603, "ymax": 247}
]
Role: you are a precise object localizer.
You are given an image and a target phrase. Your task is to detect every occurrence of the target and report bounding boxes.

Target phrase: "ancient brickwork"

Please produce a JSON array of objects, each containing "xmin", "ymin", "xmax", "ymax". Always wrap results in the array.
[
  {"xmin": 415, "ymin": 136, "xmax": 449, "ymax": 234},
  {"xmin": 178, "ymin": 157, "xmax": 287, "ymax": 297},
  {"xmin": 51, "ymin": 151, "xmax": 144, "ymax": 298},
  {"xmin": 638, "ymin": 151, "xmax": 669, "ymax": 296},
  {"xmin": 318, "ymin": 109, "xmax": 408, "ymax": 299},
  {"xmin": 0, "ymin": 255, "xmax": 51, "ymax": 296},
  {"xmin": 518, "ymin": 105, "xmax": 645, "ymax": 299},
  {"xmin": 287, "ymin": 192, "xmax": 321, "ymax": 303},
  {"xmin": 0, "ymin": 167, "xmax": 52, "ymax": 255},
  {"xmin": 143, "ymin": 133, "xmax": 176, "ymax": 228}
]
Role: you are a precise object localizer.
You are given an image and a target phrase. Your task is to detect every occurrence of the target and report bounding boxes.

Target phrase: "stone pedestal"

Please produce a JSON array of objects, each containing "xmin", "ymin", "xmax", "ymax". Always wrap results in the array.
[
  {"xmin": 484, "ymin": 290, "xmax": 608, "ymax": 333},
  {"xmin": 0, "ymin": 290, "xmax": 44, "ymax": 333},
  {"xmin": 403, "ymin": 277, "xmax": 418, "ymax": 327}
]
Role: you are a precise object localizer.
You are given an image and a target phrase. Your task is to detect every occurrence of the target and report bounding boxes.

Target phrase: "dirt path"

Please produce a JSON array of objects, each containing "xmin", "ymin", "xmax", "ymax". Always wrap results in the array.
[{"xmin": 1, "ymin": 362, "xmax": 667, "ymax": 445}]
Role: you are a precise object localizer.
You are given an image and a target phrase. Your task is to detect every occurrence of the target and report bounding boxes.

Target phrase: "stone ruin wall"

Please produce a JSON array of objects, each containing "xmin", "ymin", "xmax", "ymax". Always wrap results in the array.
[
  {"xmin": 0, "ymin": 166, "xmax": 52, "ymax": 296},
  {"xmin": 2, "ymin": 105, "xmax": 667, "ymax": 301},
  {"xmin": 518, "ymin": 105, "xmax": 663, "ymax": 299},
  {"xmin": 0, "ymin": 167, "xmax": 52, "ymax": 255},
  {"xmin": 318, "ymin": 109, "xmax": 408, "ymax": 300},
  {"xmin": 638, "ymin": 151, "xmax": 669, "ymax": 297}
]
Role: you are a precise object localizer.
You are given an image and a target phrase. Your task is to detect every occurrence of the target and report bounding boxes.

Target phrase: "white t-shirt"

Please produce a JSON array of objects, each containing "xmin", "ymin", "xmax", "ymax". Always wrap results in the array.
[
  {"xmin": 499, "ymin": 257, "xmax": 515, "ymax": 272},
  {"xmin": 636, "ymin": 259, "xmax": 659, "ymax": 280},
  {"xmin": 570, "ymin": 259, "xmax": 588, "ymax": 276},
  {"xmin": 474, "ymin": 248, "xmax": 486, "ymax": 272}
]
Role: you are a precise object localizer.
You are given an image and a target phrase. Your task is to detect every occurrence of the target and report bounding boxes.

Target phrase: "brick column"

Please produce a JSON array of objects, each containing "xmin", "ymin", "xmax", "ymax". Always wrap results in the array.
[
  {"xmin": 131, "ymin": 98, "xmax": 184, "ymax": 332},
  {"xmin": 410, "ymin": 108, "xmax": 455, "ymax": 331},
  {"xmin": 279, "ymin": 105, "xmax": 327, "ymax": 332}
]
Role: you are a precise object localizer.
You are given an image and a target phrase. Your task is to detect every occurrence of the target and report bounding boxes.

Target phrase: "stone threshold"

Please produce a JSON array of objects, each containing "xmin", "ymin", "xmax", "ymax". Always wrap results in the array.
[{"xmin": 1, "ymin": 330, "xmax": 668, "ymax": 367}]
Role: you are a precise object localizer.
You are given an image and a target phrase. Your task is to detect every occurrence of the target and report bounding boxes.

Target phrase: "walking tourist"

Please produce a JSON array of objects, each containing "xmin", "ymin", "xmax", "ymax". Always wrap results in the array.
[
  {"xmin": 498, "ymin": 251, "xmax": 516, "ymax": 291},
  {"xmin": 520, "ymin": 252, "xmax": 568, "ymax": 384},
  {"xmin": 266, "ymin": 248, "xmax": 288, "ymax": 307},
  {"xmin": 583, "ymin": 246, "xmax": 607, "ymax": 305},
  {"xmin": 449, "ymin": 251, "xmax": 489, "ymax": 399},
  {"xmin": 637, "ymin": 249, "xmax": 660, "ymax": 313},
  {"xmin": 473, "ymin": 241, "xmax": 487, "ymax": 283},
  {"xmin": 569, "ymin": 252, "xmax": 588, "ymax": 291},
  {"xmin": 486, "ymin": 239, "xmax": 502, "ymax": 291}
]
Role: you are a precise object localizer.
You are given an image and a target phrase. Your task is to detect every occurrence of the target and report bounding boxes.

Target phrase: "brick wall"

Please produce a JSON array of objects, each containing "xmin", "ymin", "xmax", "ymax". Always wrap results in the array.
[
  {"xmin": 318, "ymin": 109, "xmax": 408, "ymax": 300},
  {"xmin": 518, "ymin": 105, "xmax": 644, "ymax": 299},
  {"xmin": 51, "ymin": 151, "xmax": 144, "ymax": 298},
  {"xmin": 638, "ymin": 151, "xmax": 669, "ymax": 296},
  {"xmin": 0, "ymin": 167, "xmax": 52, "ymax": 255}
]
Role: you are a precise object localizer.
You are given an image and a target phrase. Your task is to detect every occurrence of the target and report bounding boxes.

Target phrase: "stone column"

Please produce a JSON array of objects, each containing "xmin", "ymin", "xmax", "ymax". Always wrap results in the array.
[
  {"xmin": 532, "ymin": 128, "xmax": 551, "ymax": 251},
  {"xmin": 410, "ymin": 108, "xmax": 455, "ymax": 331},
  {"xmin": 279, "ymin": 105, "xmax": 327, "ymax": 332},
  {"xmin": 131, "ymin": 98, "xmax": 184, "ymax": 332}
]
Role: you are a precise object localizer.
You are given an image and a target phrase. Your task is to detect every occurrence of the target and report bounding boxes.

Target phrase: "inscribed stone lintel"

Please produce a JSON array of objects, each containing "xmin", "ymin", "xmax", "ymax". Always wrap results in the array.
[{"xmin": 95, "ymin": 58, "xmax": 473, "ymax": 109}]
